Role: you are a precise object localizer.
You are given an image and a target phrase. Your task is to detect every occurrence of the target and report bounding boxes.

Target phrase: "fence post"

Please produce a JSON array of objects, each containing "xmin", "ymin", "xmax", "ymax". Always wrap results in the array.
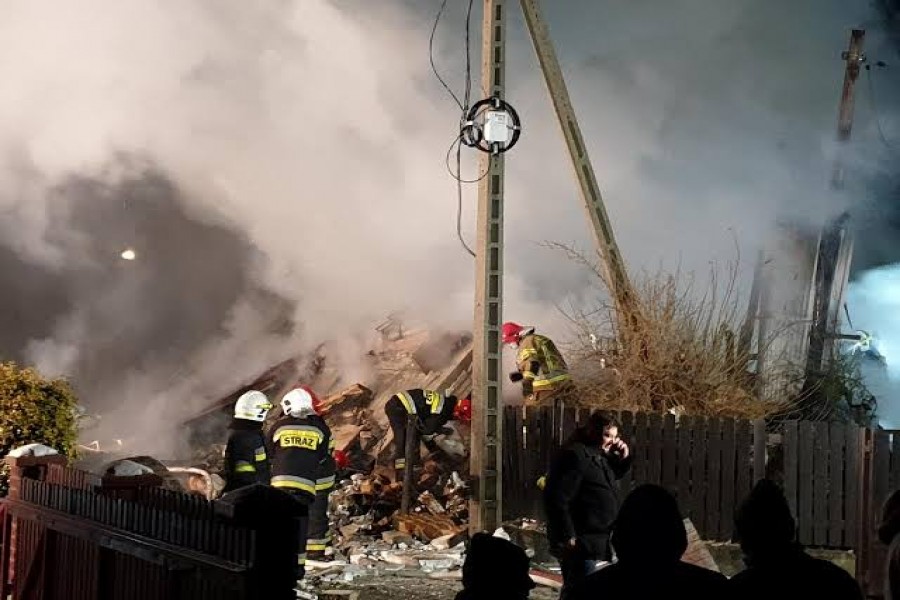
[
  {"xmin": 401, "ymin": 414, "xmax": 417, "ymax": 514},
  {"xmin": 752, "ymin": 420, "xmax": 766, "ymax": 482}
]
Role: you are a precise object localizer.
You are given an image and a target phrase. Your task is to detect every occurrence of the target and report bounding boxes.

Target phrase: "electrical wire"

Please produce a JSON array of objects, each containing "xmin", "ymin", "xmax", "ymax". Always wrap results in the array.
[
  {"xmin": 463, "ymin": 0, "xmax": 475, "ymax": 112},
  {"xmin": 865, "ymin": 67, "xmax": 896, "ymax": 151},
  {"xmin": 456, "ymin": 142, "xmax": 477, "ymax": 257},
  {"xmin": 452, "ymin": 0, "xmax": 478, "ymax": 258},
  {"xmin": 429, "ymin": 0, "xmax": 464, "ymax": 112},
  {"xmin": 445, "ymin": 133, "xmax": 490, "ymax": 183},
  {"xmin": 428, "ymin": 0, "xmax": 480, "ymax": 257}
]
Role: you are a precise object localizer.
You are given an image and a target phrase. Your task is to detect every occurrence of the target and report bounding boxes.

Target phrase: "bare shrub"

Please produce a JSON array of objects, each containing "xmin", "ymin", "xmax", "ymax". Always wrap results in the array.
[{"xmin": 548, "ymin": 242, "xmax": 790, "ymax": 419}]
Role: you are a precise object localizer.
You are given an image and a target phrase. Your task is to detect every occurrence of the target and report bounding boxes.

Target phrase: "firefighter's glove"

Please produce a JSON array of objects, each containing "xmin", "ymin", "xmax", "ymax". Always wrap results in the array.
[
  {"xmin": 509, "ymin": 371, "xmax": 524, "ymax": 383},
  {"xmin": 438, "ymin": 426, "xmax": 454, "ymax": 436},
  {"xmin": 421, "ymin": 434, "xmax": 436, "ymax": 442},
  {"xmin": 522, "ymin": 379, "xmax": 533, "ymax": 396}
]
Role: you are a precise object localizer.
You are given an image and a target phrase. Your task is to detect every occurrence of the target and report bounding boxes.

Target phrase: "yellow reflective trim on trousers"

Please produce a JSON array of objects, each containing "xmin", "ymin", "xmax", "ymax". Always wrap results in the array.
[
  {"xmin": 297, "ymin": 553, "xmax": 307, "ymax": 565},
  {"xmin": 396, "ymin": 392, "xmax": 416, "ymax": 414},
  {"xmin": 394, "ymin": 458, "xmax": 406, "ymax": 468},
  {"xmin": 306, "ymin": 543, "xmax": 328, "ymax": 551},
  {"xmin": 235, "ymin": 462, "xmax": 256, "ymax": 473}
]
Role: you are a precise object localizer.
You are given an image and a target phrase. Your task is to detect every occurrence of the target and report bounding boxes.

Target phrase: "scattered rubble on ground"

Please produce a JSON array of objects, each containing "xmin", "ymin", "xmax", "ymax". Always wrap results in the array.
[{"xmin": 69, "ymin": 321, "xmax": 724, "ymax": 592}]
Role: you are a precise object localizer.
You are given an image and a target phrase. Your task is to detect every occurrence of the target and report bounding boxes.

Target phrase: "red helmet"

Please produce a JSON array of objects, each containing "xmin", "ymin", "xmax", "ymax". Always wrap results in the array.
[
  {"xmin": 453, "ymin": 396, "xmax": 472, "ymax": 423},
  {"xmin": 502, "ymin": 322, "xmax": 525, "ymax": 345}
]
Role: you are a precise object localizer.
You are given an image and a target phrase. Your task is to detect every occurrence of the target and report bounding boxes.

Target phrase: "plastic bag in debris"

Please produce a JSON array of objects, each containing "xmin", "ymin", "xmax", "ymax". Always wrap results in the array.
[{"xmin": 8, "ymin": 443, "xmax": 58, "ymax": 458}]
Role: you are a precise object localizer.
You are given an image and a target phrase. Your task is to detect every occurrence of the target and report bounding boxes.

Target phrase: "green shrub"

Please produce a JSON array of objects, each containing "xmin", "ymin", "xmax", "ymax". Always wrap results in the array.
[{"xmin": 0, "ymin": 362, "xmax": 79, "ymax": 495}]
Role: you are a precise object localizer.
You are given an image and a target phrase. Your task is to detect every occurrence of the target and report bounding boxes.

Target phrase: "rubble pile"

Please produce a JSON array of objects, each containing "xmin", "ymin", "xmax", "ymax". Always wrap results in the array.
[{"xmin": 329, "ymin": 468, "xmax": 469, "ymax": 546}]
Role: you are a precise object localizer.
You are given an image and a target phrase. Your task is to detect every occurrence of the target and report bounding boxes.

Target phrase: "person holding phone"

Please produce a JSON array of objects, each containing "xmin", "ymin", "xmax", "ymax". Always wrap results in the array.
[{"xmin": 543, "ymin": 411, "xmax": 632, "ymax": 599}]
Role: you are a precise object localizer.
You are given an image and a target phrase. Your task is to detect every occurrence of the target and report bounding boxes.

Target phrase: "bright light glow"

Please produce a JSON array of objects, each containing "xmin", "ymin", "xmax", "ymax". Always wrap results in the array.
[
  {"xmin": 848, "ymin": 264, "xmax": 900, "ymax": 427},
  {"xmin": 120, "ymin": 248, "xmax": 137, "ymax": 261}
]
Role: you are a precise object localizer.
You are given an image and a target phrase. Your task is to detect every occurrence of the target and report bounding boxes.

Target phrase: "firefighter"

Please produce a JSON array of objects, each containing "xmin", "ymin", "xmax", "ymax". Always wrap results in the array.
[
  {"xmin": 306, "ymin": 442, "xmax": 350, "ymax": 561},
  {"xmin": 269, "ymin": 385, "xmax": 334, "ymax": 580},
  {"xmin": 384, "ymin": 388, "xmax": 460, "ymax": 481},
  {"xmin": 503, "ymin": 322, "xmax": 572, "ymax": 406},
  {"xmin": 222, "ymin": 390, "xmax": 272, "ymax": 493}
]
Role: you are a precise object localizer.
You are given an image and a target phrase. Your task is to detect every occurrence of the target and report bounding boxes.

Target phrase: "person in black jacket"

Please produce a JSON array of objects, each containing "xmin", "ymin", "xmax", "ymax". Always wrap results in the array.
[
  {"xmin": 384, "ymin": 388, "xmax": 459, "ymax": 481},
  {"xmin": 269, "ymin": 385, "xmax": 334, "ymax": 581},
  {"xmin": 543, "ymin": 410, "xmax": 632, "ymax": 599},
  {"xmin": 222, "ymin": 390, "xmax": 272, "ymax": 493}
]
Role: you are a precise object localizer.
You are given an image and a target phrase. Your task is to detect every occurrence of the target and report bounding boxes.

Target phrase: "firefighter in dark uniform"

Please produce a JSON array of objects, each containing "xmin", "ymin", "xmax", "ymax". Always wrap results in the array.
[
  {"xmin": 222, "ymin": 390, "xmax": 272, "ymax": 493},
  {"xmin": 384, "ymin": 388, "xmax": 459, "ymax": 481},
  {"xmin": 269, "ymin": 385, "xmax": 334, "ymax": 580}
]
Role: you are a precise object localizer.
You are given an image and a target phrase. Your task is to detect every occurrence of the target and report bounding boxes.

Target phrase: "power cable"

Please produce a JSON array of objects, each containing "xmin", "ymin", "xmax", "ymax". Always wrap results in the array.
[
  {"xmin": 454, "ymin": 0, "xmax": 478, "ymax": 257},
  {"xmin": 445, "ymin": 134, "xmax": 490, "ymax": 183},
  {"xmin": 429, "ymin": 0, "xmax": 464, "ymax": 112},
  {"xmin": 428, "ymin": 0, "xmax": 479, "ymax": 257}
]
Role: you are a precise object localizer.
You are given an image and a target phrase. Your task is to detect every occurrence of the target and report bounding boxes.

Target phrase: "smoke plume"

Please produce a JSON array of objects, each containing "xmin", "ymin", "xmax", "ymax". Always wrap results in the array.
[{"xmin": 0, "ymin": 1, "xmax": 897, "ymax": 454}]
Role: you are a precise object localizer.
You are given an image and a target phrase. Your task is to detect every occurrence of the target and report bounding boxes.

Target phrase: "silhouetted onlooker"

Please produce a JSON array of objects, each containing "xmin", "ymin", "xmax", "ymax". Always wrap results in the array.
[
  {"xmin": 730, "ymin": 478, "xmax": 863, "ymax": 600},
  {"xmin": 879, "ymin": 489, "xmax": 900, "ymax": 600},
  {"xmin": 569, "ymin": 483, "xmax": 728, "ymax": 600},
  {"xmin": 543, "ymin": 411, "xmax": 632, "ymax": 598},
  {"xmin": 455, "ymin": 532, "xmax": 536, "ymax": 600}
]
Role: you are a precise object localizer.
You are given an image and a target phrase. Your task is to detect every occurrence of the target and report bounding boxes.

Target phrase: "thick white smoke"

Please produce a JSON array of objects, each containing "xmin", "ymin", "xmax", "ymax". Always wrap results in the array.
[
  {"xmin": 0, "ymin": 0, "xmax": 896, "ymax": 454},
  {"xmin": 847, "ymin": 265, "xmax": 900, "ymax": 427}
]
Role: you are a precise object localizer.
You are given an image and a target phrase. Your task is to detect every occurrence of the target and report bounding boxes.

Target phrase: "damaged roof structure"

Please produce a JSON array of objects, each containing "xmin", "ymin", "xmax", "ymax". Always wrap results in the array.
[{"xmin": 183, "ymin": 320, "xmax": 473, "ymax": 473}]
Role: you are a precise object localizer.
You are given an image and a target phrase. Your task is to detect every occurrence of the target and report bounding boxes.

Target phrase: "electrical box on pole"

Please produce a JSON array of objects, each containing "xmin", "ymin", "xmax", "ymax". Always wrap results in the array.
[{"xmin": 469, "ymin": 0, "xmax": 506, "ymax": 534}]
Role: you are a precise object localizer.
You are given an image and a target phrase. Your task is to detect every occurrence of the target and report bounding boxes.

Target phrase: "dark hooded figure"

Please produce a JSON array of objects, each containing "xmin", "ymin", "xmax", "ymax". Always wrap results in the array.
[
  {"xmin": 879, "ymin": 489, "xmax": 900, "ymax": 600},
  {"xmin": 729, "ymin": 479, "xmax": 863, "ymax": 600},
  {"xmin": 455, "ymin": 532, "xmax": 536, "ymax": 600},
  {"xmin": 569, "ymin": 484, "xmax": 728, "ymax": 600}
]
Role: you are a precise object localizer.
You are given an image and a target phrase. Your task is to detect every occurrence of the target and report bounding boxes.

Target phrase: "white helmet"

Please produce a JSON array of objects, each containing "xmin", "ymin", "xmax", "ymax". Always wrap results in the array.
[
  {"xmin": 234, "ymin": 390, "xmax": 272, "ymax": 422},
  {"xmin": 281, "ymin": 386, "xmax": 321, "ymax": 418}
]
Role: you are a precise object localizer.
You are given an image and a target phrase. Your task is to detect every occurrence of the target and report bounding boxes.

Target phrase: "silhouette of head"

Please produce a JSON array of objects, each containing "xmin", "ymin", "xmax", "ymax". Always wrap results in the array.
[
  {"xmin": 461, "ymin": 532, "xmax": 535, "ymax": 598},
  {"xmin": 734, "ymin": 479, "xmax": 796, "ymax": 559},
  {"xmin": 612, "ymin": 484, "xmax": 687, "ymax": 564}
]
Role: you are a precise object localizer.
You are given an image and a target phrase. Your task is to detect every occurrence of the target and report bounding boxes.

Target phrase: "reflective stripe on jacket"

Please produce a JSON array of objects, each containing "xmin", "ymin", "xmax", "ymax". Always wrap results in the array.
[
  {"xmin": 270, "ymin": 414, "xmax": 333, "ymax": 503},
  {"xmin": 516, "ymin": 333, "xmax": 571, "ymax": 391}
]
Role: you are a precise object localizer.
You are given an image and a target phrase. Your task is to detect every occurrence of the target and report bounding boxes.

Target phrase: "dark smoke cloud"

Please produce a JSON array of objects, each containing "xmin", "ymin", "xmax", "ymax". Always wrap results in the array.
[{"xmin": 1, "ymin": 167, "xmax": 295, "ymax": 413}]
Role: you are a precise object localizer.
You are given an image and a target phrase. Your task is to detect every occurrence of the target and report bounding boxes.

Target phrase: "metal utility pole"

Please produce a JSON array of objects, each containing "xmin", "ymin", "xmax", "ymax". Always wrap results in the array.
[
  {"xmin": 805, "ymin": 29, "xmax": 864, "ymax": 380},
  {"xmin": 519, "ymin": 0, "xmax": 638, "ymax": 322},
  {"xmin": 469, "ymin": 0, "xmax": 506, "ymax": 534}
]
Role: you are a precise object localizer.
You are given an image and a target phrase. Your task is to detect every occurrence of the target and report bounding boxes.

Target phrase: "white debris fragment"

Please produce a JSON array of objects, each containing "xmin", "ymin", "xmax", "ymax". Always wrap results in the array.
[{"xmin": 9, "ymin": 443, "xmax": 58, "ymax": 458}]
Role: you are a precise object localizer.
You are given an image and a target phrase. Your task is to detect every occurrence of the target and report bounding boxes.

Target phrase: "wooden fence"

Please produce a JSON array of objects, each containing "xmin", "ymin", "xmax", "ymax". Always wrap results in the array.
[
  {"xmin": 502, "ymin": 406, "xmax": 766, "ymax": 541},
  {"xmin": 503, "ymin": 406, "xmax": 900, "ymax": 596},
  {"xmin": 0, "ymin": 456, "xmax": 298, "ymax": 600}
]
